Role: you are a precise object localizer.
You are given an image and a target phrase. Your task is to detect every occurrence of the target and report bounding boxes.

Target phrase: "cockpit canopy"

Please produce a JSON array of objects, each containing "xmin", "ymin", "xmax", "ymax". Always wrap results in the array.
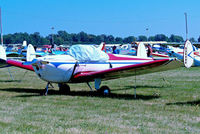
[{"xmin": 68, "ymin": 45, "xmax": 109, "ymax": 62}]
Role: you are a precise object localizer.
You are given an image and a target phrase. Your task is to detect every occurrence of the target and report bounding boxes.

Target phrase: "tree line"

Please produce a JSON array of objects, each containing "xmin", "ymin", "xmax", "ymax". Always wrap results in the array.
[{"xmin": 3, "ymin": 31, "xmax": 200, "ymax": 46}]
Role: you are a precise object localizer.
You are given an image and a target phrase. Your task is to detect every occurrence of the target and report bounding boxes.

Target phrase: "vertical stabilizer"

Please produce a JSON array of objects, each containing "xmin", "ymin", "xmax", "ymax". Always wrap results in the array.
[
  {"xmin": 137, "ymin": 43, "xmax": 147, "ymax": 58},
  {"xmin": 22, "ymin": 40, "xmax": 27, "ymax": 47},
  {"xmin": 26, "ymin": 44, "xmax": 36, "ymax": 61},
  {"xmin": 183, "ymin": 40, "xmax": 194, "ymax": 68},
  {"xmin": 98, "ymin": 42, "xmax": 106, "ymax": 51}
]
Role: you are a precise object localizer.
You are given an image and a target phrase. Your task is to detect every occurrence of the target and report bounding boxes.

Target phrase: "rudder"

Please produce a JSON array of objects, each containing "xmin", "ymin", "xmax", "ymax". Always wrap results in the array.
[
  {"xmin": 26, "ymin": 44, "xmax": 36, "ymax": 61},
  {"xmin": 137, "ymin": 43, "xmax": 147, "ymax": 58},
  {"xmin": 183, "ymin": 40, "xmax": 194, "ymax": 68}
]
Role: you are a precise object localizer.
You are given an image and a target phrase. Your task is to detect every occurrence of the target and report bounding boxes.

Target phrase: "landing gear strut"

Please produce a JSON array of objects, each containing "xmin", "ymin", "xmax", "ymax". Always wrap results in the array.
[
  {"xmin": 58, "ymin": 83, "xmax": 70, "ymax": 94},
  {"xmin": 43, "ymin": 82, "xmax": 53, "ymax": 96}
]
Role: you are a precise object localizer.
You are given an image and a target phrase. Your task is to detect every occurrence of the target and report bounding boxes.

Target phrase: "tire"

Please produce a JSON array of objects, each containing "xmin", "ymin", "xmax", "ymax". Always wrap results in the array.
[
  {"xmin": 59, "ymin": 83, "xmax": 70, "ymax": 94},
  {"xmin": 98, "ymin": 86, "xmax": 111, "ymax": 95}
]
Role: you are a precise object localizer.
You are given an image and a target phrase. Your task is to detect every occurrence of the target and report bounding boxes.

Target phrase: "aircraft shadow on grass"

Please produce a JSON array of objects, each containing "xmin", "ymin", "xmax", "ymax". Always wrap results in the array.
[
  {"xmin": 166, "ymin": 100, "xmax": 200, "ymax": 106},
  {"xmin": 114, "ymin": 85, "xmax": 166, "ymax": 92},
  {"xmin": 0, "ymin": 80, "xmax": 21, "ymax": 82},
  {"xmin": 0, "ymin": 88, "xmax": 160, "ymax": 100}
]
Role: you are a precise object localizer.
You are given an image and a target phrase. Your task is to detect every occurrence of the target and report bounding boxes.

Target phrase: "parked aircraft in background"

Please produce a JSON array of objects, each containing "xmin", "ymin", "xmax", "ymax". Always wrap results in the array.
[
  {"xmin": 167, "ymin": 40, "xmax": 200, "ymax": 66},
  {"xmin": 20, "ymin": 44, "xmax": 67, "ymax": 57},
  {"xmin": 0, "ymin": 42, "xmax": 193, "ymax": 96}
]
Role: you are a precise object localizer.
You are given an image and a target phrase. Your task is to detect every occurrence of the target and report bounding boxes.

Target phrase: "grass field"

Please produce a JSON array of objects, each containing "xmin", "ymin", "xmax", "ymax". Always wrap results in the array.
[{"xmin": 0, "ymin": 67, "xmax": 199, "ymax": 134}]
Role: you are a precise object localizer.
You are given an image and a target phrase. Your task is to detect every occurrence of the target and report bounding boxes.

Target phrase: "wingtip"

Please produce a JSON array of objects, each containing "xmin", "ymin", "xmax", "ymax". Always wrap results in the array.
[{"xmin": 0, "ymin": 58, "xmax": 8, "ymax": 68}]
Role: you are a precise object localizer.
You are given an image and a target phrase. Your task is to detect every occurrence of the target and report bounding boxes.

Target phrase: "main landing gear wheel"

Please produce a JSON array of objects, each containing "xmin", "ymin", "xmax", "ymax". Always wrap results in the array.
[
  {"xmin": 98, "ymin": 86, "xmax": 111, "ymax": 95},
  {"xmin": 59, "ymin": 84, "xmax": 70, "ymax": 94}
]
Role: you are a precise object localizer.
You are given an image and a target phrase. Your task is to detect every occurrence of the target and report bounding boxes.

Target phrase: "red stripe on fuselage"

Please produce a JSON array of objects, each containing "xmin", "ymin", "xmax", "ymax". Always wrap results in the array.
[
  {"xmin": 108, "ymin": 53, "xmax": 152, "ymax": 60},
  {"xmin": 73, "ymin": 59, "xmax": 171, "ymax": 80}
]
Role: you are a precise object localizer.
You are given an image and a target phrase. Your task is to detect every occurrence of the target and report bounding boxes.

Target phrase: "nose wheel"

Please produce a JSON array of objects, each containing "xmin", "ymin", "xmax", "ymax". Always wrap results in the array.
[
  {"xmin": 58, "ymin": 83, "xmax": 70, "ymax": 94},
  {"xmin": 41, "ymin": 83, "xmax": 70, "ymax": 96},
  {"xmin": 97, "ymin": 86, "xmax": 111, "ymax": 95}
]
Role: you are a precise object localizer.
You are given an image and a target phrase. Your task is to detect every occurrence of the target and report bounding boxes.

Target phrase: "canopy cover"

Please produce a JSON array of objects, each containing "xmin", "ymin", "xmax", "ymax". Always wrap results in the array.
[{"xmin": 68, "ymin": 45, "xmax": 109, "ymax": 62}]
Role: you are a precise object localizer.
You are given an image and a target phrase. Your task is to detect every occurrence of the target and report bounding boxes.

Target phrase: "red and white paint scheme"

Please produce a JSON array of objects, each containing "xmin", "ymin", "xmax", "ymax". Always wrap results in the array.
[{"xmin": 0, "ymin": 43, "xmax": 185, "ymax": 95}]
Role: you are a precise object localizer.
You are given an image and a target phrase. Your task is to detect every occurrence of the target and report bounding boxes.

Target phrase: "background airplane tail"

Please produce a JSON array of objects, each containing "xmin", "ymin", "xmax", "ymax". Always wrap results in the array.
[
  {"xmin": 183, "ymin": 40, "xmax": 194, "ymax": 68},
  {"xmin": 98, "ymin": 42, "xmax": 106, "ymax": 52},
  {"xmin": 0, "ymin": 45, "xmax": 9, "ymax": 68},
  {"xmin": 137, "ymin": 43, "xmax": 147, "ymax": 58},
  {"xmin": 26, "ymin": 44, "xmax": 36, "ymax": 61},
  {"xmin": 22, "ymin": 40, "xmax": 27, "ymax": 47},
  {"xmin": 0, "ymin": 45, "xmax": 7, "ymax": 60}
]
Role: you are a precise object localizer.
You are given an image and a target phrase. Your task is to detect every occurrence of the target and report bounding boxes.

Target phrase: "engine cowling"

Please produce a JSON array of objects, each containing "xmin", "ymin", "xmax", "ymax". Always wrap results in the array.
[{"xmin": 33, "ymin": 55, "xmax": 77, "ymax": 83}]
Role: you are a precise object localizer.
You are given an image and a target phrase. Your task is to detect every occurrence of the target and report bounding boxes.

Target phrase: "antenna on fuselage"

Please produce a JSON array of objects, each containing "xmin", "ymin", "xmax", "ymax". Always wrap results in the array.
[
  {"xmin": 0, "ymin": 7, "xmax": 3, "ymax": 46},
  {"xmin": 184, "ymin": 12, "xmax": 188, "ymax": 40}
]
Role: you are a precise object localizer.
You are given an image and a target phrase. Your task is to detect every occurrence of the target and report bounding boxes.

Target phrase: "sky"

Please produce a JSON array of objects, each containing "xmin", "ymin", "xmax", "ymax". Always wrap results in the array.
[{"xmin": 0, "ymin": 0, "xmax": 200, "ymax": 40}]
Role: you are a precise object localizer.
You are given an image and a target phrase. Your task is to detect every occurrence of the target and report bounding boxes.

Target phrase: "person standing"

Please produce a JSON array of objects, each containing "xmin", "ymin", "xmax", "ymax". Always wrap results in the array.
[{"xmin": 147, "ymin": 44, "xmax": 152, "ymax": 57}]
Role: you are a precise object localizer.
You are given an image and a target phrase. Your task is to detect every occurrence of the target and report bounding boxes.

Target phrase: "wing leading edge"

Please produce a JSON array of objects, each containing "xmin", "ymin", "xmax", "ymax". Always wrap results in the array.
[
  {"xmin": 71, "ymin": 59, "xmax": 182, "ymax": 83},
  {"xmin": 6, "ymin": 59, "xmax": 34, "ymax": 71}
]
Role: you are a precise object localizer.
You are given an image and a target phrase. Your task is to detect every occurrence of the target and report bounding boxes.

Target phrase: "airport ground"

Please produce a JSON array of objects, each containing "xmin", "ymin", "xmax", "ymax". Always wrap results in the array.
[{"xmin": 0, "ymin": 67, "xmax": 199, "ymax": 133}]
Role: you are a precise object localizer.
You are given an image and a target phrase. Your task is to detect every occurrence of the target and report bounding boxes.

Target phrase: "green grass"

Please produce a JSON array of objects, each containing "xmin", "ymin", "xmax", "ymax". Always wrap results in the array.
[{"xmin": 0, "ymin": 67, "xmax": 200, "ymax": 134}]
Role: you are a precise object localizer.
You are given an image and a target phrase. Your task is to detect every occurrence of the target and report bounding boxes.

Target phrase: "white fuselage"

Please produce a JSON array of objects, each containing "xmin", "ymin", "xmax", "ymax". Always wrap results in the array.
[{"xmin": 32, "ymin": 54, "xmax": 153, "ymax": 83}]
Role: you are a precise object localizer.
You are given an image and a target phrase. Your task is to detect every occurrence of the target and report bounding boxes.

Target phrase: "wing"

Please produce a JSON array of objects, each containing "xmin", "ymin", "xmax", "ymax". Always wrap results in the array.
[
  {"xmin": 2, "ymin": 59, "xmax": 34, "ymax": 71},
  {"xmin": 0, "ymin": 45, "xmax": 34, "ymax": 71},
  {"xmin": 6, "ymin": 52, "xmax": 21, "ymax": 57},
  {"xmin": 71, "ymin": 58, "xmax": 182, "ymax": 83}
]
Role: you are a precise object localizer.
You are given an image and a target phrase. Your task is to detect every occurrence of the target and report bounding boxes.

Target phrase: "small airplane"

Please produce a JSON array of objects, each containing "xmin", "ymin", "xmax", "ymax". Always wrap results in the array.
[
  {"xmin": 3, "ymin": 41, "xmax": 27, "ymax": 58},
  {"xmin": 20, "ymin": 44, "xmax": 67, "ymax": 58},
  {"xmin": 167, "ymin": 40, "xmax": 200, "ymax": 66},
  {"xmin": 0, "ymin": 41, "xmax": 193, "ymax": 96}
]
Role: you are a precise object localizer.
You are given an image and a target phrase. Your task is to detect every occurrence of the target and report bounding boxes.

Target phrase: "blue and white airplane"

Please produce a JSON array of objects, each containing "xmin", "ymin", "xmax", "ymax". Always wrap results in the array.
[{"xmin": 167, "ymin": 40, "xmax": 200, "ymax": 66}]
